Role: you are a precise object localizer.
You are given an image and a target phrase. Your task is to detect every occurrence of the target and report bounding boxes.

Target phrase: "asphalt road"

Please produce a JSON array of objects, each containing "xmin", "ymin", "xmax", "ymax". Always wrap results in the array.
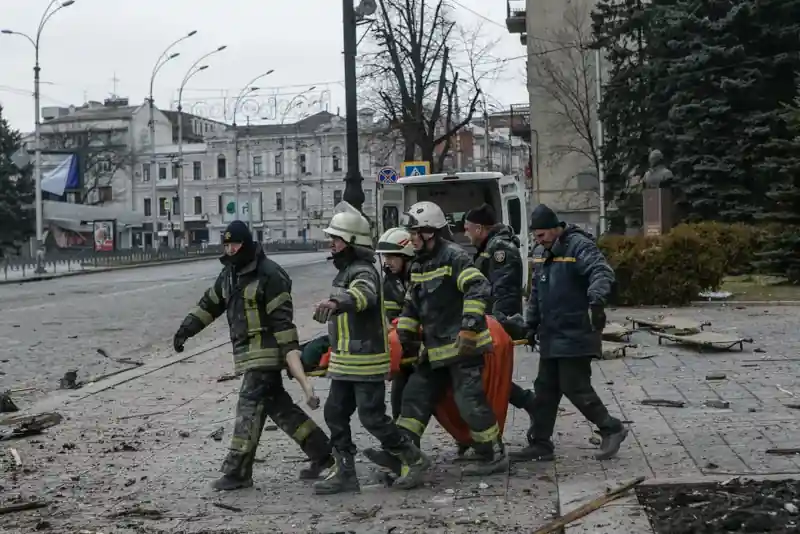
[{"xmin": 0, "ymin": 252, "xmax": 334, "ymax": 406}]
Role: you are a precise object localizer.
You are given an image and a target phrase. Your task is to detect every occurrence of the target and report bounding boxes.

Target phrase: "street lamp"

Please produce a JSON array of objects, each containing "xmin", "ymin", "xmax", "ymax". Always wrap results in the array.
[
  {"xmin": 147, "ymin": 30, "xmax": 197, "ymax": 250},
  {"xmin": 231, "ymin": 69, "xmax": 275, "ymax": 227},
  {"xmin": 2, "ymin": 0, "xmax": 76, "ymax": 273},
  {"xmin": 279, "ymin": 86, "xmax": 317, "ymax": 124},
  {"xmin": 176, "ymin": 45, "xmax": 227, "ymax": 248}
]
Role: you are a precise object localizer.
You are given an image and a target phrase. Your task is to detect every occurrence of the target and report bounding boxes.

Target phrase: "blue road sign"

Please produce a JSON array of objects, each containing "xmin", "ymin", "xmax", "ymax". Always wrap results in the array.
[
  {"xmin": 378, "ymin": 167, "xmax": 398, "ymax": 184},
  {"xmin": 400, "ymin": 161, "xmax": 430, "ymax": 177}
]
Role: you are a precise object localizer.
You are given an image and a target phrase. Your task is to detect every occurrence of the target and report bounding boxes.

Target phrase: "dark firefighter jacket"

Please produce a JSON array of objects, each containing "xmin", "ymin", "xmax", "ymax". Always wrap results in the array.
[
  {"xmin": 526, "ymin": 225, "xmax": 614, "ymax": 359},
  {"xmin": 397, "ymin": 239, "xmax": 493, "ymax": 368},
  {"xmin": 382, "ymin": 263, "xmax": 410, "ymax": 322},
  {"xmin": 327, "ymin": 248, "xmax": 389, "ymax": 381},
  {"xmin": 474, "ymin": 224, "xmax": 523, "ymax": 322},
  {"xmin": 181, "ymin": 244, "xmax": 300, "ymax": 374}
]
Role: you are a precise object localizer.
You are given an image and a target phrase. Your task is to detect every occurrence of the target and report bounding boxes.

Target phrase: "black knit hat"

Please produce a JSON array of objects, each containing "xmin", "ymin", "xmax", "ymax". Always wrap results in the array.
[
  {"xmin": 529, "ymin": 204, "xmax": 563, "ymax": 230},
  {"xmin": 464, "ymin": 203, "xmax": 497, "ymax": 226},
  {"xmin": 222, "ymin": 220, "xmax": 253, "ymax": 244}
]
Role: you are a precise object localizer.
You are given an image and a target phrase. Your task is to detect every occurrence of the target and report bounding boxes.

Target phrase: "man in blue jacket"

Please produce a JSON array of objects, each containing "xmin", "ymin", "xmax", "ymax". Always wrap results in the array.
[{"xmin": 510, "ymin": 204, "xmax": 627, "ymax": 462}]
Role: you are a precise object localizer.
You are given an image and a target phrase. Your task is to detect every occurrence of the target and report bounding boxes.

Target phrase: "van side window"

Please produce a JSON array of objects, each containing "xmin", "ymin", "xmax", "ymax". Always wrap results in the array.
[
  {"xmin": 507, "ymin": 198, "xmax": 522, "ymax": 234},
  {"xmin": 382, "ymin": 205, "xmax": 399, "ymax": 230}
]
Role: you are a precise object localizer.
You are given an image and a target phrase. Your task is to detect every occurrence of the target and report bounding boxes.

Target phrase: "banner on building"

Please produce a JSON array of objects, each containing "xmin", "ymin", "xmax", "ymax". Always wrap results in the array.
[
  {"xmin": 93, "ymin": 220, "xmax": 116, "ymax": 252},
  {"xmin": 221, "ymin": 193, "xmax": 262, "ymax": 223}
]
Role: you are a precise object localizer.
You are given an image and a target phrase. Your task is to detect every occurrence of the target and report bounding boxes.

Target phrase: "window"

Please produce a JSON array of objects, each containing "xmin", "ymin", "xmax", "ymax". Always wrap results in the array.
[
  {"xmin": 253, "ymin": 155, "xmax": 263, "ymax": 176},
  {"xmin": 332, "ymin": 150, "xmax": 341, "ymax": 172},
  {"xmin": 192, "ymin": 161, "xmax": 202, "ymax": 180},
  {"xmin": 507, "ymin": 197, "xmax": 522, "ymax": 234},
  {"xmin": 276, "ymin": 192, "xmax": 283, "ymax": 211},
  {"xmin": 159, "ymin": 197, "xmax": 168, "ymax": 216},
  {"xmin": 333, "ymin": 189, "xmax": 342, "ymax": 206},
  {"xmin": 299, "ymin": 154, "xmax": 307, "ymax": 174},
  {"xmin": 142, "ymin": 163, "xmax": 151, "ymax": 182},
  {"xmin": 172, "ymin": 162, "xmax": 181, "ymax": 180},
  {"xmin": 98, "ymin": 186, "xmax": 113, "ymax": 203},
  {"xmin": 301, "ymin": 191, "xmax": 307, "ymax": 210},
  {"xmin": 194, "ymin": 196, "xmax": 203, "ymax": 215},
  {"xmin": 217, "ymin": 155, "xmax": 227, "ymax": 178},
  {"xmin": 218, "ymin": 195, "xmax": 224, "ymax": 214},
  {"xmin": 274, "ymin": 154, "xmax": 282, "ymax": 175},
  {"xmin": 144, "ymin": 198, "xmax": 152, "ymax": 217},
  {"xmin": 158, "ymin": 163, "xmax": 167, "ymax": 180},
  {"xmin": 172, "ymin": 196, "xmax": 180, "ymax": 216}
]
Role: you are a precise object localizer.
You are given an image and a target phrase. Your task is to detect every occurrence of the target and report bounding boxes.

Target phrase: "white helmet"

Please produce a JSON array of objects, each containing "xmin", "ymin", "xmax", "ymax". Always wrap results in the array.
[
  {"xmin": 402, "ymin": 201, "xmax": 448, "ymax": 230},
  {"xmin": 376, "ymin": 227, "xmax": 414, "ymax": 257},
  {"xmin": 324, "ymin": 201, "xmax": 373, "ymax": 247}
]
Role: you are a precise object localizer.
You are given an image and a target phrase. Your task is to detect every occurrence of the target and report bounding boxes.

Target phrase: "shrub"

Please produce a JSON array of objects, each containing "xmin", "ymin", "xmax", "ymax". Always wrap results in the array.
[
  {"xmin": 676, "ymin": 222, "xmax": 759, "ymax": 275},
  {"xmin": 599, "ymin": 227, "xmax": 726, "ymax": 306},
  {"xmin": 752, "ymin": 224, "xmax": 800, "ymax": 284}
]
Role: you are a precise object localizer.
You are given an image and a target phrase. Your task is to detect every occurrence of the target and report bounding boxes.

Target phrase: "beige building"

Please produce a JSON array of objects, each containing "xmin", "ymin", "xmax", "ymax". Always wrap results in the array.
[{"xmin": 506, "ymin": 0, "xmax": 602, "ymax": 230}]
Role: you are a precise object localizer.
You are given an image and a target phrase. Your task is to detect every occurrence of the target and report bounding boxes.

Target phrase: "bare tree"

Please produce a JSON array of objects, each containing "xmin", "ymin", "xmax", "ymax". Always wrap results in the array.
[
  {"xmin": 360, "ymin": 0, "xmax": 487, "ymax": 172},
  {"xmin": 42, "ymin": 126, "xmax": 135, "ymax": 205},
  {"xmin": 528, "ymin": 1, "xmax": 599, "ymax": 179}
]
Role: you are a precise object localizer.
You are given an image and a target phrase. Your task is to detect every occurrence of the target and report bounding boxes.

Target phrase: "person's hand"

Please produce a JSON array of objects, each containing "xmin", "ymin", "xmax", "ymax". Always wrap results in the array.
[
  {"xmin": 173, "ymin": 329, "xmax": 188, "ymax": 353},
  {"xmin": 313, "ymin": 300, "xmax": 337, "ymax": 323},
  {"xmin": 455, "ymin": 331, "xmax": 480, "ymax": 357},
  {"xmin": 305, "ymin": 388, "xmax": 320, "ymax": 410},
  {"xmin": 590, "ymin": 305, "xmax": 606, "ymax": 331}
]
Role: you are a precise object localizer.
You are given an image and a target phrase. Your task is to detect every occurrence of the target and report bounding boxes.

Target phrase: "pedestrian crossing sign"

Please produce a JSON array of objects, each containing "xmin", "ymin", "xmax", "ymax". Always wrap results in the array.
[{"xmin": 401, "ymin": 161, "xmax": 430, "ymax": 177}]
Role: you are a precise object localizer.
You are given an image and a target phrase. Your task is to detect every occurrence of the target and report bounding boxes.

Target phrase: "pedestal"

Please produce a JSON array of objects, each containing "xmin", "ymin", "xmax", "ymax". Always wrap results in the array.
[{"xmin": 642, "ymin": 187, "xmax": 675, "ymax": 236}]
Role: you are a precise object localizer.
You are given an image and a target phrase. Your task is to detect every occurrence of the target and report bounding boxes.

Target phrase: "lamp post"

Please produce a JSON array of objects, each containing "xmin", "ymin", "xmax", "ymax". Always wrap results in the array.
[
  {"xmin": 2, "ymin": 0, "xmax": 76, "ymax": 273},
  {"xmin": 147, "ymin": 30, "xmax": 196, "ymax": 250},
  {"xmin": 177, "ymin": 45, "xmax": 226, "ymax": 248},
  {"xmin": 231, "ymin": 69, "xmax": 274, "ymax": 225}
]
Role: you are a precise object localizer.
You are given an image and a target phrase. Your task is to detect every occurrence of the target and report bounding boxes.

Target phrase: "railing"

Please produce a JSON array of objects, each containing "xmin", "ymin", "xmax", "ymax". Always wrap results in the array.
[
  {"xmin": 1, "ymin": 240, "xmax": 326, "ymax": 281},
  {"xmin": 507, "ymin": 0, "xmax": 526, "ymax": 18}
]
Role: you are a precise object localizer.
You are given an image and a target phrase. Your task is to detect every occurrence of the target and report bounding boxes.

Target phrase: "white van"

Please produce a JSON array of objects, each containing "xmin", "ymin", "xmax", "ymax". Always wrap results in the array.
[{"xmin": 378, "ymin": 171, "xmax": 529, "ymax": 290}]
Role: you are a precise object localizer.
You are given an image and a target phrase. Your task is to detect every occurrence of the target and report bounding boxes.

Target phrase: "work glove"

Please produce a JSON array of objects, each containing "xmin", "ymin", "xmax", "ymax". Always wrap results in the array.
[
  {"xmin": 455, "ymin": 330, "xmax": 481, "ymax": 357},
  {"xmin": 590, "ymin": 304, "xmax": 606, "ymax": 332},
  {"xmin": 173, "ymin": 327, "xmax": 190, "ymax": 353}
]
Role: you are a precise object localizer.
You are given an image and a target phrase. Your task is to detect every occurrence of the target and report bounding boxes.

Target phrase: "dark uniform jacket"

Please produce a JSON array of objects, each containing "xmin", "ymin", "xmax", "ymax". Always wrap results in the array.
[
  {"xmin": 382, "ymin": 264, "xmax": 409, "ymax": 323},
  {"xmin": 474, "ymin": 224, "xmax": 523, "ymax": 321},
  {"xmin": 525, "ymin": 225, "xmax": 614, "ymax": 359},
  {"xmin": 397, "ymin": 239, "xmax": 493, "ymax": 368},
  {"xmin": 182, "ymin": 244, "xmax": 300, "ymax": 374},
  {"xmin": 327, "ymin": 249, "xmax": 389, "ymax": 381}
]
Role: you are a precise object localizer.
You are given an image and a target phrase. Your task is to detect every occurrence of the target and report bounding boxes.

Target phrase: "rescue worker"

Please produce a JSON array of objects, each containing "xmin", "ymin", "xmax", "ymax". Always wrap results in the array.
[
  {"xmin": 509, "ymin": 204, "xmax": 628, "ymax": 462},
  {"xmin": 365, "ymin": 201, "xmax": 508, "ymax": 486},
  {"xmin": 375, "ymin": 227, "xmax": 416, "ymax": 420},
  {"xmin": 462, "ymin": 203, "xmax": 535, "ymax": 454},
  {"xmin": 173, "ymin": 220, "xmax": 333, "ymax": 491},
  {"xmin": 311, "ymin": 204, "xmax": 428, "ymax": 495}
]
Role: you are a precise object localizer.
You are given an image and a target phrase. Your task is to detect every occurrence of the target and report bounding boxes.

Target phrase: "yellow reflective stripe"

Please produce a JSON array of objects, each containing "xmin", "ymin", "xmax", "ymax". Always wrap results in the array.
[
  {"xmin": 410, "ymin": 266, "xmax": 452, "ymax": 282},
  {"xmin": 291, "ymin": 418, "xmax": 318, "ymax": 444},
  {"xmin": 336, "ymin": 313, "xmax": 350, "ymax": 353},
  {"xmin": 396, "ymin": 417, "xmax": 427, "ymax": 437},
  {"xmin": 475, "ymin": 328, "xmax": 492, "ymax": 348},
  {"xmin": 428, "ymin": 343, "xmax": 459, "ymax": 361},
  {"xmin": 190, "ymin": 307, "xmax": 214, "ymax": 326},
  {"xmin": 229, "ymin": 436, "xmax": 249, "ymax": 452},
  {"xmin": 265, "ymin": 291, "xmax": 290, "ymax": 314},
  {"xmin": 384, "ymin": 300, "xmax": 402, "ymax": 311},
  {"xmin": 347, "ymin": 286, "xmax": 368, "ymax": 311},
  {"xmin": 350, "ymin": 278, "xmax": 377, "ymax": 292},
  {"xmin": 470, "ymin": 423, "xmax": 500, "ymax": 443},
  {"xmin": 479, "ymin": 252, "xmax": 490, "ymax": 258},
  {"xmin": 274, "ymin": 328, "xmax": 298, "ymax": 345},
  {"xmin": 397, "ymin": 317, "xmax": 420, "ymax": 331},
  {"xmin": 207, "ymin": 286, "xmax": 221, "ymax": 305},
  {"xmin": 233, "ymin": 348, "xmax": 282, "ymax": 373},
  {"xmin": 554, "ymin": 257, "xmax": 576, "ymax": 262},
  {"xmin": 244, "ymin": 284, "xmax": 262, "ymax": 354},
  {"xmin": 330, "ymin": 351, "xmax": 389, "ymax": 364},
  {"xmin": 462, "ymin": 299, "xmax": 486, "ymax": 316},
  {"xmin": 328, "ymin": 359, "xmax": 389, "ymax": 376},
  {"xmin": 456, "ymin": 267, "xmax": 484, "ymax": 292},
  {"xmin": 533, "ymin": 258, "xmax": 545, "ymax": 263}
]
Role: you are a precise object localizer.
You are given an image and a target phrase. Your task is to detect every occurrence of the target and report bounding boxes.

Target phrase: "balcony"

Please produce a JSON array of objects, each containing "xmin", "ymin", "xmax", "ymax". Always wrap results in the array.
[
  {"xmin": 506, "ymin": 0, "xmax": 526, "ymax": 34},
  {"xmin": 509, "ymin": 104, "xmax": 531, "ymax": 141}
]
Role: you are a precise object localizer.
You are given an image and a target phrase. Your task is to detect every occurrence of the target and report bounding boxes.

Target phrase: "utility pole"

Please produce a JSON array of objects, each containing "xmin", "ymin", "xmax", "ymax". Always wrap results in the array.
[
  {"xmin": 483, "ymin": 108, "xmax": 491, "ymax": 171},
  {"xmin": 245, "ymin": 117, "xmax": 253, "ymax": 230},
  {"xmin": 595, "ymin": 48, "xmax": 607, "ymax": 235}
]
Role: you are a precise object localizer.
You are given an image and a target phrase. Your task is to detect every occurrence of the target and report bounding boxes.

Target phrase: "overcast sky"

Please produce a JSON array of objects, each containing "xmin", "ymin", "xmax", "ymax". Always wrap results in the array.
[{"xmin": 0, "ymin": 0, "xmax": 528, "ymax": 133}]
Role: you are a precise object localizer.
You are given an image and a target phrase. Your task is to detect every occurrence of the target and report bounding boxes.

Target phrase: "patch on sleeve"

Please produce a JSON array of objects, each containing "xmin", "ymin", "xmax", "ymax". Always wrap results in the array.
[{"xmin": 493, "ymin": 250, "xmax": 506, "ymax": 263}]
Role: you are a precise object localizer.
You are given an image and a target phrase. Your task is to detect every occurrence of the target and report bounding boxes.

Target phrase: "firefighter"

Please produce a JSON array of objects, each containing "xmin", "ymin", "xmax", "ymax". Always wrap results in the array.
[
  {"xmin": 509, "ymin": 204, "xmax": 628, "ymax": 462},
  {"xmin": 366, "ymin": 201, "xmax": 508, "ymax": 487},
  {"xmin": 375, "ymin": 227, "xmax": 416, "ymax": 420},
  {"xmin": 172, "ymin": 220, "xmax": 333, "ymax": 491},
  {"xmin": 463, "ymin": 203, "xmax": 536, "ymax": 451},
  {"xmin": 311, "ymin": 204, "xmax": 429, "ymax": 495}
]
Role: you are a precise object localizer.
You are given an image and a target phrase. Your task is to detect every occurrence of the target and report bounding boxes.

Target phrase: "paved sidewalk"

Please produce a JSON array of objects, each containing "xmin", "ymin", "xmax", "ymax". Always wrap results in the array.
[{"xmin": 2, "ymin": 305, "xmax": 799, "ymax": 533}]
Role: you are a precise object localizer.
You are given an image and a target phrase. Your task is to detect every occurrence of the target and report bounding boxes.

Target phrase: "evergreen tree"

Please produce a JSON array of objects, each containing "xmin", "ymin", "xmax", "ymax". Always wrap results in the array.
[{"xmin": 0, "ymin": 105, "xmax": 34, "ymax": 257}]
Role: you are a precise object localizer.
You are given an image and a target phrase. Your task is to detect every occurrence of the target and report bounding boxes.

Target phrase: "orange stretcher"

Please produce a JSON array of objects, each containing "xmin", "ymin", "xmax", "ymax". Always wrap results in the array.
[{"xmin": 311, "ymin": 316, "xmax": 517, "ymax": 444}]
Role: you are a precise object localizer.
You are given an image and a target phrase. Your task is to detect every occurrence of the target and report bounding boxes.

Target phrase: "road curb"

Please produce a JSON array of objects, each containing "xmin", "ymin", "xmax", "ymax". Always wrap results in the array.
[
  {"xmin": 0, "ymin": 249, "xmax": 325, "ymax": 286},
  {"xmin": 691, "ymin": 300, "xmax": 800, "ymax": 307}
]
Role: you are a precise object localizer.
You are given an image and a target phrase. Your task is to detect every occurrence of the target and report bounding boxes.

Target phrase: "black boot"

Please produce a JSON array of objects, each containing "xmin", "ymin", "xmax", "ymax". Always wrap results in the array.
[
  {"xmin": 313, "ymin": 450, "xmax": 360, "ymax": 495},
  {"xmin": 462, "ymin": 439, "xmax": 509, "ymax": 476},
  {"xmin": 393, "ymin": 442, "xmax": 431, "ymax": 490},
  {"xmin": 509, "ymin": 385, "xmax": 537, "ymax": 443},
  {"xmin": 299, "ymin": 454, "xmax": 334, "ymax": 480},
  {"xmin": 508, "ymin": 440, "xmax": 555, "ymax": 462},
  {"xmin": 595, "ymin": 424, "xmax": 628, "ymax": 461},
  {"xmin": 211, "ymin": 474, "xmax": 254, "ymax": 491},
  {"xmin": 363, "ymin": 447, "xmax": 402, "ymax": 476}
]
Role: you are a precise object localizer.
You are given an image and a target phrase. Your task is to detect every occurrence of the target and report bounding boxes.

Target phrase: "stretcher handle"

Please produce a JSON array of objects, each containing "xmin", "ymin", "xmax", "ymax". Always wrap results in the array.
[{"xmin": 307, "ymin": 339, "xmax": 528, "ymax": 377}]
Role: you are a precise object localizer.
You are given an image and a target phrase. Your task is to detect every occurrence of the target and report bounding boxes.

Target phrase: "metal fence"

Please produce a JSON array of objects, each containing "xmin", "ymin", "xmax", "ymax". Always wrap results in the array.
[{"xmin": 1, "ymin": 240, "xmax": 326, "ymax": 281}]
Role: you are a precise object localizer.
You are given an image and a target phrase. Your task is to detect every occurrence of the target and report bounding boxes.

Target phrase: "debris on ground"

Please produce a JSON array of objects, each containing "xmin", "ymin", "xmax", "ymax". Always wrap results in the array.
[
  {"xmin": 96, "ymin": 348, "xmax": 143, "ymax": 367},
  {"xmin": 0, "ymin": 412, "xmax": 63, "ymax": 441},
  {"xmin": 638, "ymin": 478, "xmax": 800, "ymax": 533},
  {"xmin": 212, "ymin": 502, "xmax": 243, "ymax": 512},
  {"xmin": 640, "ymin": 399, "xmax": 686, "ymax": 408},
  {"xmin": 0, "ymin": 392, "xmax": 19, "ymax": 413},
  {"xmin": 107, "ymin": 506, "xmax": 164, "ymax": 519},
  {"xmin": 58, "ymin": 370, "xmax": 80, "ymax": 389},
  {"xmin": 6, "ymin": 447, "xmax": 22, "ymax": 468},
  {"xmin": 705, "ymin": 372, "xmax": 727, "ymax": 381},
  {"xmin": 208, "ymin": 427, "xmax": 224, "ymax": 441},
  {"xmin": 0, "ymin": 500, "xmax": 49, "ymax": 515},
  {"xmin": 766, "ymin": 448, "xmax": 800, "ymax": 456},
  {"xmin": 704, "ymin": 400, "xmax": 731, "ymax": 409},
  {"xmin": 217, "ymin": 374, "xmax": 238, "ymax": 383},
  {"xmin": 102, "ymin": 441, "xmax": 139, "ymax": 453}
]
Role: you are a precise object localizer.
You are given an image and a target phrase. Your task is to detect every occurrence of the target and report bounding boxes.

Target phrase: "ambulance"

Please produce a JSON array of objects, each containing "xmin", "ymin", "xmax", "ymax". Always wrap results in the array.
[{"xmin": 377, "ymin": 171, "xmax": 530, "ymax": 291}]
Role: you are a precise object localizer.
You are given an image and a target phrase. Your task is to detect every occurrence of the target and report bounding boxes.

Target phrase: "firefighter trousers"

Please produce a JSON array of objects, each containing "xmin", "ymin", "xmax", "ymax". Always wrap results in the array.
[
  {"xmin": 325, "ymin": 378, "xmax": 410, "ymax": 455},
  {"xmin": 530, "ymin": 357, "xmax": 623, "ymax": 447},
  {"xmin": 397, "ymin": 357, "xmax": 500, "ymax": 452},
  {"xmin": 222, "ymin": 369, "xmax": 332, "ymax": 479},
  {"xmin": 390, "ymin": 367, "xmax": 413, "ymax": 421}
]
